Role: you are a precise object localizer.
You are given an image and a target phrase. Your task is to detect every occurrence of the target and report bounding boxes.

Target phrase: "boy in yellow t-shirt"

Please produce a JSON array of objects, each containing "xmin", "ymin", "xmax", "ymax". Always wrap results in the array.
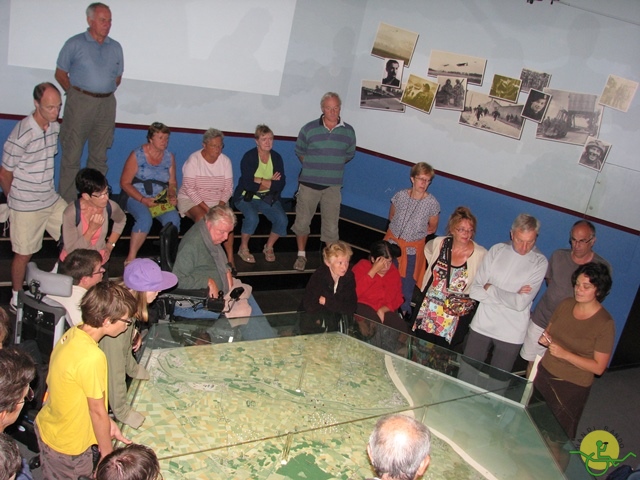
[{"xmin": 35, "ymin": 282, "xmax": 136, "ymax": 479}]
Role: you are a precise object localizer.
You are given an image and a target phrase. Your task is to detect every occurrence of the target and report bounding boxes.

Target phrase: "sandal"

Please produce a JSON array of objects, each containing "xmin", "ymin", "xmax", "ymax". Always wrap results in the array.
[
  {"xmin": 237, "ymin": 248, "xmax": 255, "ymax": 264},
  {"xmin": 263, "ymin": 245, "xmax": 276, "ymax": 262}
]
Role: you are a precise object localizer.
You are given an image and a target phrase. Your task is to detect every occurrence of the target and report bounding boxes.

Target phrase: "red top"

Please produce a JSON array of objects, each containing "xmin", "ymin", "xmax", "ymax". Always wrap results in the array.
[{"xmin": 352, "ymin": 259, "xmax": 404, "ymax": 312}]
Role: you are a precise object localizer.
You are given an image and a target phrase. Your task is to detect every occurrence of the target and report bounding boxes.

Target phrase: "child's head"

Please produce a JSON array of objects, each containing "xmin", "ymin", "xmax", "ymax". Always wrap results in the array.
[
  {"xmin": 96, "ymin": 444, "xmax": 161, "ymax": 480},
  {"xmin": 80, "ymin": 281, "xmax": 137, "ymax": 328},
  {"xmin": 323, "ymin": 241, "xmax": 353, "ymax": 278}
]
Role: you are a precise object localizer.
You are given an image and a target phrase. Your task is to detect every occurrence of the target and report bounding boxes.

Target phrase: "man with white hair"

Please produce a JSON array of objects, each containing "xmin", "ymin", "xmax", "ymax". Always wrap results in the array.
[
  {"xmin": 367, "ymin": 414, "xmax": 431, "ymax": 480},
  {"xmin": 55, "ymin": 2, "xmax": 124, "ymax": 202},
  {"xmin": 464, "ymin": 213, "xmax": 548, "ymax": 372}
]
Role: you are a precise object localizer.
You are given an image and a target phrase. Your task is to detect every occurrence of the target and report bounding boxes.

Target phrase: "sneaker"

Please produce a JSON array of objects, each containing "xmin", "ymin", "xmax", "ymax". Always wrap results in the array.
[{"xmin": 293, "ymin": 256, "xmax": 307, "ymax": 271}]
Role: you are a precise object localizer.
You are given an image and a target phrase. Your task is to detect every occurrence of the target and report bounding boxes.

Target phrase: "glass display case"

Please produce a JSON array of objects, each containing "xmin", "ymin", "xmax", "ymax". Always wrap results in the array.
[{"xmin": 122, "ymin": 313, "xmax": 592, "ymax": 479}]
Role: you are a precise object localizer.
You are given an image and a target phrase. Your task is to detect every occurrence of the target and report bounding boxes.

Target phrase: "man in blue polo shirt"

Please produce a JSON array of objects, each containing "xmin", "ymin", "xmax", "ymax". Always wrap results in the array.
[
  {"xmin": 291, "ymin": 92, "xmax": 356, "ymax": 271},
  {"xmin": 55, "ymin": 2, "xmax": 124, "ymax": 203}
]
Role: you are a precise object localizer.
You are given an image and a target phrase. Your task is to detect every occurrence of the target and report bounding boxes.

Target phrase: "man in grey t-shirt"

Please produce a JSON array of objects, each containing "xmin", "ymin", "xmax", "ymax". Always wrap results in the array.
[{"xmin": 520, "ymin": 220, "xmax": 611, "ymax": 375}]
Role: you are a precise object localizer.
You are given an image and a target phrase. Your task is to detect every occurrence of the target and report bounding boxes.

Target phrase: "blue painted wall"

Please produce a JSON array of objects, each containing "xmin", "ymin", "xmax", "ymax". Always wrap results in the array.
[{"xmin": 1, "ymin": 117, "xmax": 638, "ymax": 352}]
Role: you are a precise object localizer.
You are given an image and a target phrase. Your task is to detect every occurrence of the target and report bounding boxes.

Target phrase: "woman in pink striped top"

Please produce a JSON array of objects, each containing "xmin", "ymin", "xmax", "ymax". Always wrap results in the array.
[{"xmin": 177, "ymin": 128, "xmax": 235, "ymax": 271}]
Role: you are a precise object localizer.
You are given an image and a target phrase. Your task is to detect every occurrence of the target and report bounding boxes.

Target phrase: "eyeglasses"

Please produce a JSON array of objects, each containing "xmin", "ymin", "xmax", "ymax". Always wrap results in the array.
[
  {"xmin": 570, "ymin": 237, "xmax": 593, "ymax": 245},
  {"xmin": 117, "ymin": 317, "xmax": 134, "ymax": 326},
  {"xmin": 18, "ymin": 386, "xmax": 35, "ymax": 405},
  {"xmin": 91, "ymin": 268, "xmax": 106, "ymax": 276},
  {"xmin": 414, "ymin": 176, "xmax": 432, "ymax": 184},
  {"xmin": 455, "ymin": 227, "xmax": 474, "ymax": 234},
  {"xmin": 91, "ymin": 185, "xmax": 112, "ymax": 198}
]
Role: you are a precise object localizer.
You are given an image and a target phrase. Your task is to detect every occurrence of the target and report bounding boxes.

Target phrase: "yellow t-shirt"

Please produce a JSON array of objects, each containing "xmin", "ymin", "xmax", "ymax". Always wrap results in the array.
[
  {"xmin": 35, "ymin": 326, "xmax": 108, "ymax": 455},
  {"xmin": 249, "ymin": 157, "xmax": 274, "ymax": 198}
]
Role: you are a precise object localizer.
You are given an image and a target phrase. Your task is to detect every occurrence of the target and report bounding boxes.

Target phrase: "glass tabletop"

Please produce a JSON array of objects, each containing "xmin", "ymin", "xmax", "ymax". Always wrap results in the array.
[{"xmin": 122, "ymin": 312, "xmax": 591, "ymax": 479}]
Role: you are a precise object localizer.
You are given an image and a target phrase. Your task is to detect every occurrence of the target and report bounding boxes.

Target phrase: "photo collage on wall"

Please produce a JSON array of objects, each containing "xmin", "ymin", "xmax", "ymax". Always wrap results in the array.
[{"xmin": 361, "ymin": 22, "xmax": 638, "ymax": 173}]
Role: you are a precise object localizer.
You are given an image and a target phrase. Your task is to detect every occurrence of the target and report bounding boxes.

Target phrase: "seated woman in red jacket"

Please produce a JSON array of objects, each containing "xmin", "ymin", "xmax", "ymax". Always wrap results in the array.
[{"xmin": 352, "ymin": 240, "xmax": 409, "ymax": 336}]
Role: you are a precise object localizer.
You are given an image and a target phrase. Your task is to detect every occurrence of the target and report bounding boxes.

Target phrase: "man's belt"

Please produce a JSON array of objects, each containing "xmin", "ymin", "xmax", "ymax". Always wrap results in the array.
[{"xmin": 72, "ymin": 86, "xmax": 113, "ymax": 98}]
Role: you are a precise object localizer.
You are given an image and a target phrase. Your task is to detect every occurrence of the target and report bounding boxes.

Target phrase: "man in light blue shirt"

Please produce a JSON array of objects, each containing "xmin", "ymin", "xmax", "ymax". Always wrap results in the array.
[{"xmin": 55, "ymin": 2, "xmax": 124, "ymax": 203}]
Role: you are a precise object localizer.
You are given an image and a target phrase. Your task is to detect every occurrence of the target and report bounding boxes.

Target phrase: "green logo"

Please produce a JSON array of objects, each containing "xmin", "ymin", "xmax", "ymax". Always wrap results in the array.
[{"xmin": 570, "ymin": 430, "xmax": 636, "ymax": 477}]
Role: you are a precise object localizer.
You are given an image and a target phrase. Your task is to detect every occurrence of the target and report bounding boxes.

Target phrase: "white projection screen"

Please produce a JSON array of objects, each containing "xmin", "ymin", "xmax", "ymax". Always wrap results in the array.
[{"xmin": 8, "ymin": 0, "xmax": 297, "ymax": 95}]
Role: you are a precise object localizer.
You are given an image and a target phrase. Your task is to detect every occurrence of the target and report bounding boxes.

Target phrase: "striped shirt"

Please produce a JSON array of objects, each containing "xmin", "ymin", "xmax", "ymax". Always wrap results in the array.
[
  {"xmin": 178, "ymin": 150, "xmax": 233, "ymax": 206},
  {"xmin": 295, "ymin": 116, "xmax": 356, "ymax": 187},
  {"xmin": 1, "ymin": 114, "xmax": 60, "ymax": 212}
]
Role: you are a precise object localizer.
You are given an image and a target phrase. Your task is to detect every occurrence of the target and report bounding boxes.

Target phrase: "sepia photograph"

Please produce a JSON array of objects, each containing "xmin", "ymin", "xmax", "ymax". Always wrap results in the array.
[
  {"xmin": 599, "ymin": 74, "xmax": 638, "ymax": 112},
  {"xmin": 520, "ymin": 68, "xmax": 551, "ymax": 93},
  {"xmin": 371, "ymin": 23, "xmax": 419, "ymax": 66},
  {"xmin": 360, "ymin": 80, "xmax": 405, "ymax": 113},
  {"xmin": 435, "ymin": 76, "xmax": 466, "ymax": 110},
  {"xmin": 401, "ymin": 74, "xmax": 438, "ymax": 114},
  {"xmin": 578, "ymin": 136, "xmax": 611, "ymax": 172},
  {"xmin": 521, "ymin": 89, "xmax": 551, "ymax": 123},
  {"xmin": 427, "ymin": 50, "xmax": 487, "ymax": 86},
  {"xmin": 459, "ymin": 90, "xmax": 524, "ymax": 140},
  {"xmin": 489, "ymin": 74, "xmax": 521, "ymax": 103},
  {"xmin": 536, "ymin": 88, "xmax": 603, "ymax": 146},
  {"xmin": 381, "ymin": 58, "xmax": 404, "ymax": 88}
]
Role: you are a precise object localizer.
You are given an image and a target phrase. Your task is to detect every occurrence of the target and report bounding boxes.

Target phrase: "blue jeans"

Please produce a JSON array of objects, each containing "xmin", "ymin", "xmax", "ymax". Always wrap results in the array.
[
  {"xmin": 399, "ymin": 253, "xmax": 416, "ymax": 314},
  {"xmin": 173, "ymin": 294, "xmax": 276, "ymax": 341},
  {"xmin": 127, "ymin": 197, "xmax": 180, "ymax": 234},
  {"xmin": 235, "ymin": 198, "xmax": 288, "ymax": 237}
]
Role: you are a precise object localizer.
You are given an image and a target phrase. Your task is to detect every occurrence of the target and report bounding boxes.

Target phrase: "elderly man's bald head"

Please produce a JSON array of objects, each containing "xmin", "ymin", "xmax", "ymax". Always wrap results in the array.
[{"xmin": 367, "ymin": 414, "xmax": 431, "ymax": 480}]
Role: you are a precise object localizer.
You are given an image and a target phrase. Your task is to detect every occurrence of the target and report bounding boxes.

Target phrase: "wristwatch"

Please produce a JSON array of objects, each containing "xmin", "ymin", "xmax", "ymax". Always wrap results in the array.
[{"xmin": 109, "ymin": 242, "xmax": 116, "ymax": 248}]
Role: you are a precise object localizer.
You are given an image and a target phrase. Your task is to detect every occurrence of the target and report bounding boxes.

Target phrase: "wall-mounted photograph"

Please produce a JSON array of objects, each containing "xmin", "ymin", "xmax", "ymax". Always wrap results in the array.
[
  {"xmin": 520, "ymin": 68, "xmax": 551, "ymax": 93},
  {"xmin": 381, "ymin": 58, "xmax": 404, "ymax": 88},
  {"xmin": 371, "ymin": 23, "xmax": 419, "ymax": 67},
  {"xmin": 599, "ymin": 74, "xmax": 638, "ymax": 112},
  {"xmin": 360, "ymin": 80, "xmax": 405, "ymax": 113},
  {"xmin": 536, "ymin": 88, "xmax": 603, "ymax": 146},
  {"xmin": 521, "ymin": 89, "xmax": 551, "ymax": 123},
  {"xmin": 578, "ymin": 136, "xmax": 611, "ymax": 172},
  {"xmin": 489, "ymin": 74, "xmax": 521, "ymax": 103},
  {"xmin": 427, "ymin": 50, "xmax": 486, "ymax": 86},
  {"xmin": 435, "ymin": 76, "xmax": 466, "ymax": 111},
  {"xmin": 401, "ymin": 74, "xmax": 438, "ymax": 114},
  {"xmin": 459, "ymin": 91, "xmax": 524, "ymax": 140}
]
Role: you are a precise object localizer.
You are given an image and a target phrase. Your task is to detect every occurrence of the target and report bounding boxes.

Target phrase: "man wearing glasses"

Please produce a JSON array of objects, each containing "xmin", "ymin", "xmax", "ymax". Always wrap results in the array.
[
  {"xmin": 49, "ymin": 249, "xmax": 105, "ymax": 326},
  {"xmin": 35, "ymin": 282, "xmax": 134, "ymax": 479},
  {"xmin": 0, "ymin": 347, "xmax": 36, "ymax": 433},
  {"xmin": 520, "ymin": 220, "xmax": 611, "ymax": 375},
  {"xmin": 0, "ymin": 347, "xmax": 37, "ymax": 480}
]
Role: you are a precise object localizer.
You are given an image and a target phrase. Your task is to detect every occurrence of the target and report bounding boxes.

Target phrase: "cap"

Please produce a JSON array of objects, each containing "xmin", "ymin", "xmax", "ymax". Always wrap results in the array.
[{"xmin": 123, "ymin": 258, "xmax": 178, "ymax": 292}]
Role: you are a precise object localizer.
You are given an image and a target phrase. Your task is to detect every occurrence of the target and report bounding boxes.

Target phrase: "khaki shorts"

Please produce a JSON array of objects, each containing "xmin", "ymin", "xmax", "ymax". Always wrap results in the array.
[
  {"xmin": 9, "ymin": 197, "xmax": 67, "ymax": 255},
  {"xmin": 519, "ymin": 320, "xmax": 547, "ymax": 361}
]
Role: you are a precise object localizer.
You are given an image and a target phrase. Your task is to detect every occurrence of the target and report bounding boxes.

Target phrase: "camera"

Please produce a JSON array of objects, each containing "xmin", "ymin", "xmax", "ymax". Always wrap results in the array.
[
  {"xmin": 229, "ymin": 286, "xmax": 244, "ymax": 301},
  {"xmin": 206, "ymin": 291, "xmax": 225, "ymax": 313}
]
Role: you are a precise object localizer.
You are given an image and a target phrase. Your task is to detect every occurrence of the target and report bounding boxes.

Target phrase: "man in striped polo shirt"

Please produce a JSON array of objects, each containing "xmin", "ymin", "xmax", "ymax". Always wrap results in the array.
[
  {"xmin": 291, "ymin": 92, "xmax": 356, "ymax": 271},
  {"xmin": 0, "ymin": 83, "xmax": 67, "ymax": 312}
]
